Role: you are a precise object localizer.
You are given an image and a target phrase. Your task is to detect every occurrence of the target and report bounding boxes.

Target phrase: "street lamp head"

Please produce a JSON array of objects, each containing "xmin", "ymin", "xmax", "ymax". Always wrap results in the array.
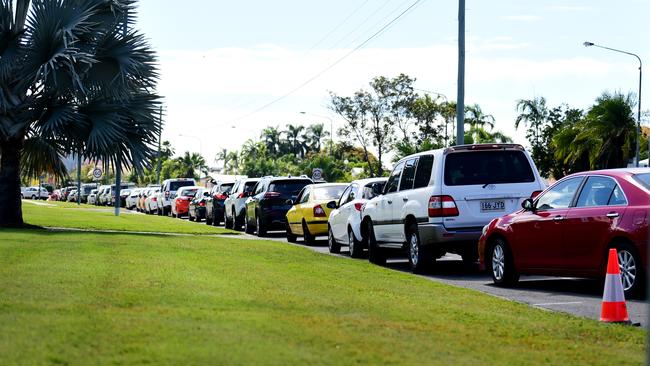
[
  {"xmin": 583, "ymin": 41, "xmax": 594, "ymax": 47},
  {"xmin": 299, "ymin": 111, "xmax": 306, "ymax": 115}
]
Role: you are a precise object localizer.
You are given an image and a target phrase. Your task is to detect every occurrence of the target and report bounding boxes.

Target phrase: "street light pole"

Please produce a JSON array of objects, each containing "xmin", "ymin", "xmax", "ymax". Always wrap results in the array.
[
  {"xmin": 456, "ymin": 0, "xmax": 465, "ymax": 146},
  {"xmin": 584, "ymin": 41, "xmax": 643, "ymax": 167},
  {"xmin": 300, "ymin": 111, "xmax": 334, "ymax": 156}
]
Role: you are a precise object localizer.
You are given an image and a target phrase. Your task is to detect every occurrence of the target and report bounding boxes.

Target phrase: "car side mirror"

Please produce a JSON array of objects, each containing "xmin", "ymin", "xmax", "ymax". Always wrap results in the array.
[
  {"xmin": 285, "ymin": 199, "xmax": 294, "ymax": 206},
  {"xmin": 326, "ymin": 200, "xmax": 337, "ymax": 209},
  {"xmin": 521, "ymin": 198, "xmax": 535, "ymax": 211}
]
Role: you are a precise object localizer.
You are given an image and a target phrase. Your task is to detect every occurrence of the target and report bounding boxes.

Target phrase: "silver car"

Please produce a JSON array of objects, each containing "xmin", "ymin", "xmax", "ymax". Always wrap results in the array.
[{"xmin": 224, "ymin": 178, "xmax": 259, "ymax": 230}]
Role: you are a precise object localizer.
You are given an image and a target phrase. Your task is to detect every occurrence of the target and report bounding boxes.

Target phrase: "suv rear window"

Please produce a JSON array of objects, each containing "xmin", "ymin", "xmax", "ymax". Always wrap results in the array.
[
  {"xmin": 444, "ymin": 150, "xmax": 535, "ymax": 186},
  {"xmin": 634, "ymin": 173, "xmax": 650, "ymax": 190},
  {"xmin": 243, "ymin": 181, "xmax": 257, "ymax": 192},
  {"xmin": 269, "ymin": 180, "xmax": 312, "ymax": 197},
  {"xmin": 219, "ymin": 183, "xmax": 234, "ymax": 193},
  {"xmin": 170, "ymin": 181, "xmax": 194, "ymax": 191}
]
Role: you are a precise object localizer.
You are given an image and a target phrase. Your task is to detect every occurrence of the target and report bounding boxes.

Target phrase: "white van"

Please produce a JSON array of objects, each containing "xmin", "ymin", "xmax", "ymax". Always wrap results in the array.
[{"xmin": 360, "ymin": 144, "xmax": 546, "ymax": 273}]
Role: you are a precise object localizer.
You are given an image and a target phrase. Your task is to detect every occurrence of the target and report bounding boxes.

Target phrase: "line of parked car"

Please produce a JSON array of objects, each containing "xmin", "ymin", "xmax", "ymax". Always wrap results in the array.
[{"xmin": 70, "ymin": 144, "xmax": 650, "ymax": 298}]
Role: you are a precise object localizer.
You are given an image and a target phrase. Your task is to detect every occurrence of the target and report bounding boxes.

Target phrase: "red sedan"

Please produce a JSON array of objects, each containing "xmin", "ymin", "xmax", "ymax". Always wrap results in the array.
[{"xmin": 479, "ymin": 168, "xmax": 649, "ymax": 297}]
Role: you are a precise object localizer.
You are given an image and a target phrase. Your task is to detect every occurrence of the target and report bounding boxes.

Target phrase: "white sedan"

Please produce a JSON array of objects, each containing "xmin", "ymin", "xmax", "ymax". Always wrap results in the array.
[
  {"xmin": 327, "ymin": 178, "xmax": 387, "ymax": 257},
  {"xmin": 21, "ymin": 186, "xmax": 49, "ymax": 200}
]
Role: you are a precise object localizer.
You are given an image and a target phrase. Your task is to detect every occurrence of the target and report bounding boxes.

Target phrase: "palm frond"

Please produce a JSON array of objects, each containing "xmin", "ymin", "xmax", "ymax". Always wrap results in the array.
[{"xmin": 20, "ymin": 135, "xmax": 68, "ymax": 180}]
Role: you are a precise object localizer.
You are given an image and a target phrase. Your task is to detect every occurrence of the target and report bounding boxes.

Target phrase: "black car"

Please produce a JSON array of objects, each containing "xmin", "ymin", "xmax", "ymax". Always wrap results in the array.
[
  {"xmin": 188, "ymin": 187, "xmax": 209, "ymax": 222},
  {"xmin": 205, "ymin": 181, "xmax": 235, "ymax": 226},
  {"xmin": 244, "ymin": 176, "xmax": 313, "ymax": 236}
]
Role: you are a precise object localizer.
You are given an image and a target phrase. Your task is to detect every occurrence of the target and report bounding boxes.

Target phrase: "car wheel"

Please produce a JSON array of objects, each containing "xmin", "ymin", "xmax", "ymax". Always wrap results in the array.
[
  {"xmin": 407, "ymin": 223, "xmax": 431, "ymax": 274},
  {"xmin": 188, "ymin": 211, "xmax": 195, "ymax": 221},
  {"xmin": 489, "ymin": 238, "xmax": 519, "ymax": 286},
  {"xmin": 616, "ymin": 242, "xmax": 645, "ymax": 298},
  {"xmin": 225, "ymin": 214, "xmax": 233, "ymax": 229},
  {"xmin": 302, "ymin": 221, "xmax": 315, "ymax": 245},
  {"xmin": 348, "ymin": 227, "xmax": 364, "ymax": 259},
  {"xmin": 31, "ymin": 195, "xmax": 36, "ymax": 200},
  {"xmin": 244, "ymin": 213, "xmax": 254, "ymax": 234},
  {"xmin": 328, "ymin": 227, "xmax": 340, "ymax": 254},
  {"xmin": 233, "ymin": 210, "xmax": 243, "ymax": 231},
  {"xmin": 366, "ymin": 221, "xmax": 385, "ymax": 265},
  {"xmin": 257, "ymin": 215, "xmax": 267, "ymax": 237},
  {"xmin": 206, "ymin": 213, "xmax": 213, "ymax": 226},
  {"xmin": 286, "ymin": 223, "xmax": 297, "ymax": 243}
]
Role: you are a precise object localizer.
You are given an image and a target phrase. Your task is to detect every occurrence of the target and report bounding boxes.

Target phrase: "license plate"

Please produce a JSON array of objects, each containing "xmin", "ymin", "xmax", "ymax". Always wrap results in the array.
[{"xmin": 480, "ymin": 200, "xmax": 505, "ymax": 212}]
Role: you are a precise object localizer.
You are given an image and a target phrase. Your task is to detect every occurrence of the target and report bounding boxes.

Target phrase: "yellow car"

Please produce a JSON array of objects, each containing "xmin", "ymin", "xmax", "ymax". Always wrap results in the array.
[{"xmin": 286, "ymin": 183, "xmax": 348, "ymax": 244}]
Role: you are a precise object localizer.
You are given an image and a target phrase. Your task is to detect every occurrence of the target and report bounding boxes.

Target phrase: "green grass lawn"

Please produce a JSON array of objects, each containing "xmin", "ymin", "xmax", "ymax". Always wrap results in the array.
[
  {"xmin": 21, "ymin": 200, "xmax": 231, "ymax": 235},
  {"xmin": 0, "ymin": 224, "xmax": 645, "ymax": 365}
]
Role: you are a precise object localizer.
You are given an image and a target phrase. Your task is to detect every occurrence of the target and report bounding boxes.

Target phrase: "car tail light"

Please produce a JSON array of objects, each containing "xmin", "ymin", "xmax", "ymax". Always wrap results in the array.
[
  {"xmin": 354, "ymin": 203, "xmax": 364, "ymax": 211},
  {"xmin": 199, "ymin": 201, "xmax": 206, "ymax": 207},
  {"xmin": 313, "ymin": 205, "xmax": 326, "ymax": 217},
  {"xmin": 152, "ymin": 197, "xmax": 157, "ymax": 202},
  {"xmin": 264, "ymin": 192, "xmax": 281, "ymax": 198},
  {"xmin": 530, "ymin": 190, "xmax": 542, "ymax": 199},
  {"xmin": 165, "ymin": 191, "xmax": 170, "ymax": 198},
  {"xmin": 237, "ymin": 193, "xmax": 245, "ymax": 199},
  {"xmin": 428, "ymin": 196, "xmax": 459, "ymax": 217},
  {"xmin": 215, "ymin": 194, "xmax": 227, "ymax": 200}
]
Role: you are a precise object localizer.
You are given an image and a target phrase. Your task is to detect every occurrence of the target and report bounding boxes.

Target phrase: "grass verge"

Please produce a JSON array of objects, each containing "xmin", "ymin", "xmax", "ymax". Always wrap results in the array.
[
  {"xmin": 0, "ymin": 228, "xmax": 644, "ymax": 365},
  {"xmin": 21, "ymin": 200, "xmax": 232, "ymax": 235}
]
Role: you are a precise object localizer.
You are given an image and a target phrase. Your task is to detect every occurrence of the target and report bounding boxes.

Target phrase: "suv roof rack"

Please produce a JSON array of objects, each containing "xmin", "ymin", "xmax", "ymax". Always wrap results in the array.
[{"xmin": 444, "ymin": 143, "xmax": 524, "ymax": 154}]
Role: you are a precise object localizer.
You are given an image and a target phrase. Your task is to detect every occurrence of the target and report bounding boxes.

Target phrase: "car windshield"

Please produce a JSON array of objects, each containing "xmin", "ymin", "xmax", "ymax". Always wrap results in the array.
[
  {"xmin": 444, "ymin": 150, "xmax": 535, "ymax": 186},
  {"xmin": 268, "ymin": 180, "xmax": 312, "ymax": 197},
  {"xmin": 312, "ymin": 185, "xmax": 347, "ymax": 200},
  {"xmin": 219, "ymin": 183, "xmax": 234, "ymax": 194},
  {"xmin": 633, "ymin": 173, "xmax": 650, "ymax": 190},
  {"xmin": 170, "ymin": 181, "xmax": 194, "ymax": 191},
  {"xmin": 180, "ymin": 189, "xmax": 198, "ymax": 197},
  {"xmin": 243, "ymin": 181, "xmax": 258, "ymax": 192}
]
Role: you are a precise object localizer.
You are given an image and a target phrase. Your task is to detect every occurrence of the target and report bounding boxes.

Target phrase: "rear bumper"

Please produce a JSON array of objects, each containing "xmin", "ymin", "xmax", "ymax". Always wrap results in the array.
[
  {"xmin": 306, "ymin": 220, "xmax": 328, "ymax": 236},
  {"xmin": 260, "ymin": 208, "xmax": 291, "ymax": 230},
  {"xmin": 419, "ymin": 223, "xmax": 482, "ymax": 252}
]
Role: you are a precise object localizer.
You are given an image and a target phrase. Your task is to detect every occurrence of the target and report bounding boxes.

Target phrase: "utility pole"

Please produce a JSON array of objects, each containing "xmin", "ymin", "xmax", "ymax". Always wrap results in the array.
[
  {"xmin": 77, "ymin": 150, "xmax": 81, "ymax": 205},
  {"xmin": 456, "ymin": 0, "xmax": 465, "ymax": 146},
  {"xmin": 157, "ymin": 106, "xmax": 163, "ymax": 185}
]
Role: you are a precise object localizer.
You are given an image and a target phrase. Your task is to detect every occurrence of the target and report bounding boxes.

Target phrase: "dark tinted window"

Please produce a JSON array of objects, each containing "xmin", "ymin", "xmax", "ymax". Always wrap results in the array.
[
  {"xmin": 634, "ymin": 173, "xmax": 650, "ymax": 190},
  {"xmin": 576, "ymin": 176, "xmax": 625, "ymax": 207},
  {"xmin": 243, "ymin": 181, "xmax": 257, "ymax": 192},
  {"xmin": 414, "ymin": 155, "xmax": 434, "ymax": 188},
  {"xmin": 444, "ymin": 151, "xmax": 535, "ymax": 186},
  {"xmin": 268, "ymin": 180, "xmax": 312, "ymax": 197},
  {"xmin": 219, "ymin": 183, "xmax": 234, "ymax": 193},
  {"xmin": 399, "ymin": 159, "xmax": 417, "ymax": 191},
  {"xmin": 313, "ymin": 185, "xmax": 347, "ymax": 200},
  {"xmin": 385, "ymin": 162, "xmax": 404, "ymax": 194},
  {"xmin": 179, "ymin": 188, "xmax": 198, "ymax": 197},
  {"xmin": 170, "ymin": 181, "xmax": 194, "ymax": 191}
]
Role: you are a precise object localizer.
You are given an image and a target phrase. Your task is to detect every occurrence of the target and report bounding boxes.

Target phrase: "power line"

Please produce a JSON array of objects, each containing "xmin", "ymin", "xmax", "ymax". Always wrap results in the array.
[
  {"xmin": 308, "ymin": 0, "xmax": 372, "ymax": 51},
  {"xmin": 232, "ymin": 0, "xmax": 425, "ymax": 123},
  {"xmin": 327, "ymin": 0, "xmax": 393, "ymax": 50}
]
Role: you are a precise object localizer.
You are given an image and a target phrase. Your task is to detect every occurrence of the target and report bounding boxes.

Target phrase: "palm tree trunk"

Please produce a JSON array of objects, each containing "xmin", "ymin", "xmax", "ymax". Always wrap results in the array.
[{"xmin": 0, "ymin": 138, "xmax": 24, "ymax": 227}]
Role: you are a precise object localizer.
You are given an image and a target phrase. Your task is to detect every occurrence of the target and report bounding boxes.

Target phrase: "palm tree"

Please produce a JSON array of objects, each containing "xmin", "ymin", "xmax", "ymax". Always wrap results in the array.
[
  {"xmin": 515, "ymin": 97, "xmax": 548, "ymax": 147},
  {"xmin": 440, "ymin": 101, "xmax": 457, "ymax": 147},
  {"xmin": 465, "ymin": 104, "xmax": 495, "ymax": 129},
  {"xmin": 305, "ymin": 123, "xmax": 329, "ymax": 152},
  {"xmin": 260, "ymin": 126, "xmax": 281, "ymax": 157},
  {"xmin": 215, "ymin": 148, "xmax": 229, "ymax": 172},
  {"xmin": 177, "ymin": 152, "xmax": 207, "ymax": 179},
  {"xmin": 284, "ymin": 124, "xmax": 306, "ymax": 158},
  {"xmin": 225, "ymin": 151, "xmax": 240, "ymax": 174},
  {"xmin": 465, "ymin": 126, "xmax": 512, "ymax": 144},
  {"xmin": 0, "ymin": 0, "xmax": 160, "ymax": 227}
]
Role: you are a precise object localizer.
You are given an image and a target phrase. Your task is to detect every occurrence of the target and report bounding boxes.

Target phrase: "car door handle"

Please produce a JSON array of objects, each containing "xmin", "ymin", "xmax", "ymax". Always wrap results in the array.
[
  {"xmin": 553, "ymin": 215, "xmax": 564, "ymax": 222},
  {"xmin": 402, "ymin": 197, "xmax": 408, "ymax": 202},
  {"xmin": 606, "ymin": 212, "xmax": 619, "ymax": 218},
  {"xmin": 386, "ymin": 200, "xmax": 393, "ymax": 204}
]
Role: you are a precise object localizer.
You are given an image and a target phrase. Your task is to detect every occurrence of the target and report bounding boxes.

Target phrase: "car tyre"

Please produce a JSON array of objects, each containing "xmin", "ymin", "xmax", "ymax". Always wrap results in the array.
[
  {"xmin": 302, "ymin": 221, "xmax": 315, "ymax": 245},
  {"xmin": 233, "ymin": 211, "xmax": 243, "ymax": 231},
  {"xmin": 257, "ymin": 215, "xmax": 267, "ymax": 237},
  {"xmin": 225, "ymin": 213, "xmax": 233, "ymax": 229},
  {"xmin": 286, "ymin": 223, "xmax": 297, "ymax": 243},
  {"xmin": 366, "ymin": 221, "xmax": 386, "ymax": 265},
  {"xmin": 328, "ymin": 227, "xmax": 340, "ymax": 254},
  {"xmin": 244, "ymin": 213, "xmax": 254, "ymax": 234},
  {"xmin": 489, "ymin": 238, "xmax": 519, "ymax": 286},
  {"xmin": 188, "ymin": 211, "xmax": 195, "ymax": 221},
  {"xmin": 348, "ymin": 227, "xmax": 364, "ymax": 259},
  {"xmin": 615, "ymin": 242, "xmax": 645, "ymax": 298},
  {"xmin": 407, "ymin": 223, "xmax": 431, "ymax": 274}
]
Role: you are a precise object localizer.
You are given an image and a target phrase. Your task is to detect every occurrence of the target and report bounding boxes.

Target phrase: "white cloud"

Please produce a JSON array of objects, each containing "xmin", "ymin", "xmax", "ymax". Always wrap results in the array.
[
  {"xmin": 155, "ymin": 44, "xmax": 633, "ymax": 165},
  {"xmin": 501, "ymin": 15, "xmax": 542, "ymax": 22}
]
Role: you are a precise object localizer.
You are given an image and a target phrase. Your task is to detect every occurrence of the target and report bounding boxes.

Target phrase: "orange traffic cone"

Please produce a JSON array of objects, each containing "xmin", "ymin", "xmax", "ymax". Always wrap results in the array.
[{"xmin": 600, "ymin": 248, "xmax": 630, "ymax": 324}]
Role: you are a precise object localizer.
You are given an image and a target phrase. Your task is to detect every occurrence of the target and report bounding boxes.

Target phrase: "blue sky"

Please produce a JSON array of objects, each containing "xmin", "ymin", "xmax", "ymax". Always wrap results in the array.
[{"xmin": 135, "ymin": 0, "xmax": 649, "ymax": 166}]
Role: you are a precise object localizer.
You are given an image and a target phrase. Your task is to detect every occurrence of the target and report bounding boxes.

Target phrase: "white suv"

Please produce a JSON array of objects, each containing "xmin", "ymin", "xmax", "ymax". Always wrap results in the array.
[{"xmin": 360, "ymin": 144, "xmax": 545, "ymax": 273}]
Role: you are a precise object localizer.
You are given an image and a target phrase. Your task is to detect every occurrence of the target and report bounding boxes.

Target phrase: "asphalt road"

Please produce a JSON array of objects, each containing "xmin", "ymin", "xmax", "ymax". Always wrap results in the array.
[{"xmin": 229, "ymin": 230, "xmax": 648, "ymax": 327}]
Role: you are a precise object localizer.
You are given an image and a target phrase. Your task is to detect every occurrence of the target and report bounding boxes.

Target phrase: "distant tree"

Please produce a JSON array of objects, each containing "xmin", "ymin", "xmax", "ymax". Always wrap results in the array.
[
  {"xmin": 177, "ymin": 152, "xmax": 207, "ymax": 179},
  {"xmin": 284, "ymin": 124, "xmax": 306, "ymax": 158},
  {"xmin": 305, "ymin": 123, "xmax": 329, "ymax": 152},
  {"xmin": 261, "ymin": 126, "xmax": 282, "ymax": 157},
  {"xmin": 330, "ymin": 92, "xmax": 376, "ymax": 176}
]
